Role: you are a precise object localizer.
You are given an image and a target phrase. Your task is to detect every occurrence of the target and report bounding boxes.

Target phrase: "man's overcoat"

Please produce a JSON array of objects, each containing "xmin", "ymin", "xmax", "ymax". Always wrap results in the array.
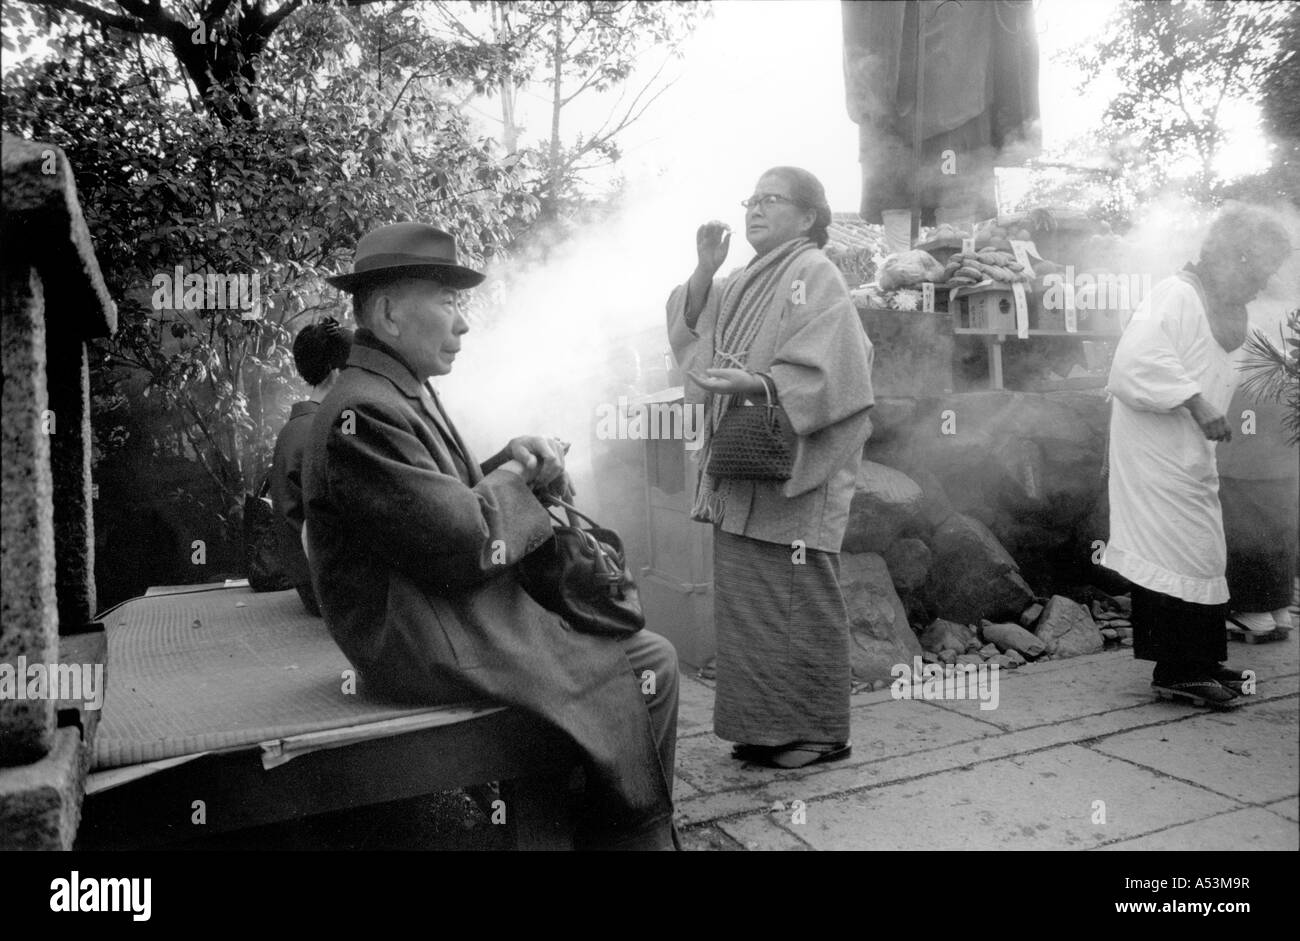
[{"xmin": 302, "ymin": 331, "xmax": 671, "ymax": 835}]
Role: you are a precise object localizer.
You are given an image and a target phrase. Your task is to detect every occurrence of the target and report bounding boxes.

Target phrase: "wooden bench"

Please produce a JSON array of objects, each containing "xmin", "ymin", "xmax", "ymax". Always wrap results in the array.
[{"xmin": 75, "ymin": 584, "xmax": 582, "ymax": 850}]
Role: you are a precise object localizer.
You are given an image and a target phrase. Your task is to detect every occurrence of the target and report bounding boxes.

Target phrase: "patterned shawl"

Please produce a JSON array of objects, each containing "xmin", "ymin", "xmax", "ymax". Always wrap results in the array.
[{"xmin": 691, "ymin": 237, "xmax": 817, "ymax": 524}]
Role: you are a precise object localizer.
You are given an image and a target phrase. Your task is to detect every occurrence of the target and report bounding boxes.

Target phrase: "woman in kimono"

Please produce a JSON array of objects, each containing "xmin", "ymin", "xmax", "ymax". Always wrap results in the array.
[
  {"xmin": 666, "ymin": 167, "xmax": 875, "ymax": 768},
  {"xmin": 1103, "ymin": 206, "xmax": 1291, "ymax": 708},
  {"xmin": 270, "ymin": 318, "xmax": 353, "ymax": 616}
]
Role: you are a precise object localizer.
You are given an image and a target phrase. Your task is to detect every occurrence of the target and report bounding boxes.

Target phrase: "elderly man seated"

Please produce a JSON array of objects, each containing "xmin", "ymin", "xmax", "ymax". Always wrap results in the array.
[{"xmin": 302, "ymin": 222, "xmax": 680, "ymax": 850}]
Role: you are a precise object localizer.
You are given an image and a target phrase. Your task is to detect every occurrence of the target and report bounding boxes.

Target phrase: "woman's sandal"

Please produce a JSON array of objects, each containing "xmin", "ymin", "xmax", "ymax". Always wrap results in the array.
[
  {"xmin": 730, "ymin": 743, "xmax": 779, "ymax": 761},
  {"xmin": 1226, "ymin": 614, "xmax": 1287, "ymax": 644},
  {"xmin": 1211, "ymin": 666, "xmax": 1251, "ymax": 695},
  {"xmin": 1151, "ymin": 679, "xmax": 1241, "ymax": 710},
  {"xmin": 743, "ymin": 741, "xmax": 853, "ymax": 769}
]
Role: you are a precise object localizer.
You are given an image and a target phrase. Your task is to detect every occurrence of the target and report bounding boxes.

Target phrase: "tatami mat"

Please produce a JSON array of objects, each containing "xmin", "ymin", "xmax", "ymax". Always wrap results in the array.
[{"xmin": 93, "ymin": 586, "xmax": 449, "ymax": 769}]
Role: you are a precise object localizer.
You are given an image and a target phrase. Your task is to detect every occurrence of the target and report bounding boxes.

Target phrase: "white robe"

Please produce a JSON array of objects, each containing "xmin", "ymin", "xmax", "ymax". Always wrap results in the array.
[{"xmin": 1102, "ymin": 276, "xmax": 1241, "ymax": 605}]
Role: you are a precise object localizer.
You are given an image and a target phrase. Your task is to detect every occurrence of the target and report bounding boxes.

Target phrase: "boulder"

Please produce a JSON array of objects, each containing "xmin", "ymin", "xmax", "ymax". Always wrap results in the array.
[
  {"xmin": 889, "ymin": 391, "xmax": 1111, "ymax": 584},
  {"xmin": 990, "ymin": 654, "xmax": 1017, "ymax": 670},
  {"xmin": 918, "ymin": 618, "xmax": 976, "ymax": 655},
  {"xmin": 910, "ymin": 392, "xmax": 1106, "ymax": 520},
  {"xmin": 978, "ymin": 643, "xmax": 1000, "ymax": 659},
  {"xmin": 980, "ymin": 620, "xmax": 1047, "ymax": 658},
  {"xmin": 1033, "ymin": 595, "xmax": 1104, "ymax": 658},
  {"xmin": 938, "ymin": 649, "xmax": 957, "ymax": 665},
  {"xmin": 1019, "ymin": 603, "xmax": 1044, "ymax": 628},
  {"xmin": 955, "ymin": 654, "xmax": 984, "ymax": 666},
  {"xmin": 883, "ymin": 538, "xmax": 932, "ymax": 594},
  {"xmin": 841, "ymin": 551, "xmax": 923, "ymax": 684},
  {"xmin": 842, "ymin": 461, "xmax": 925, "ymax": 553},
  {"xmin": 1004, "ymin": 648, "xmax": 1027, "ymax": 666},
  {"xmin": 923, "ymin": 514, "xmax": 1035, "ymax": 624},
  {"xmin": 905, "ymin": 467, "xmax": 956, "ymax": 532},
  {"xmin": 863, "ymin": 397, "xmax": 918, "ymax": 446}
]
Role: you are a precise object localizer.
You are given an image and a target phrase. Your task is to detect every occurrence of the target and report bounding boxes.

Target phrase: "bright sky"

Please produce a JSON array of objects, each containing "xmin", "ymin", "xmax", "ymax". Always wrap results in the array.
[
  {"xmin": 434, "ymin": 0, "xmax": 1282, "ymax": 460},
  {"xmin": 495, "ymin": 0, "xmax": 1269, "ymax": 215}
]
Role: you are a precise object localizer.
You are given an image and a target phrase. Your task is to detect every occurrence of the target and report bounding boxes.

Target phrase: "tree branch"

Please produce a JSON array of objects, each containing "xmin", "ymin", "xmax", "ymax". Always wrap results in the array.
[{"xmin": 18, "ymin": 0, "xmax": 148, "ymax": 33}]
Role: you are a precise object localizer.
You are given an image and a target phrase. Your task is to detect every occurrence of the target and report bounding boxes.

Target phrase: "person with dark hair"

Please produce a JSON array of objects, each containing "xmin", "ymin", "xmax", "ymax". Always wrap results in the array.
[
  {"xmin": 1103, "ymin": 205, "xmax": 1292, "ymax": 708},
  {"xmin": 270, "ymin": 317, "xmax": 354, "ymax": 616},
  {"xmin": 666, "ymin": 166, "xmax": 875, "ymax": 769},
  {"xmin": 303, "ymin": 222, "xmax": 680, "ymax": 850}
]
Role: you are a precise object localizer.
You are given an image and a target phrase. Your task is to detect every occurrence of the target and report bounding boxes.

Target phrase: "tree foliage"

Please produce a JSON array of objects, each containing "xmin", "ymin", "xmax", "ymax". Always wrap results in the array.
[
  {"xmin": 1073, "ymin": 0, "xmax": 1293, "ymax": 202},
  {"xmin": 428, "ymin": 0, "xmax": 705, "ymax": 233},
  {"xmin": 3, "ymin": 1, "xmax": 541, "ymax": 556}
]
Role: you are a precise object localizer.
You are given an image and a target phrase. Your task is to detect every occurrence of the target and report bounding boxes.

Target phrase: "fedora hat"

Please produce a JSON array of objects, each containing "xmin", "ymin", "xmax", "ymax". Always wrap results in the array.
[{"xmin": 327, "ymin": 222, "xmax": 485, "ymax": 292}]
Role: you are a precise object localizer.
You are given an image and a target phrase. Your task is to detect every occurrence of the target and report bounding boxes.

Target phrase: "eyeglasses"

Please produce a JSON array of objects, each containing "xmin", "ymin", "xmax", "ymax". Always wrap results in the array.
[{"xmin": 741, "ymin": 193, "xmax": 799, "ymax": 211}]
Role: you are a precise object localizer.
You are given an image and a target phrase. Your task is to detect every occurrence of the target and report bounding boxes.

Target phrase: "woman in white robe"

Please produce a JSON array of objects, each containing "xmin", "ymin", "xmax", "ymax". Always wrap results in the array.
[{"xmin": 1103, "ymin": 206, "xmax": 1292, "ymax": 707}]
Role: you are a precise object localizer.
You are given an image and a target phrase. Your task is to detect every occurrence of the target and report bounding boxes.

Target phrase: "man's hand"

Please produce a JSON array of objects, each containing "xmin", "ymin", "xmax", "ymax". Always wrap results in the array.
[
  {"xmin": 687, "ymin": 368, "xmax": 767, "ymax": 397},
  {"xmin": 1185, "ymin": 394, "xmax": 1232, "ymax": 442},
  {"xmin": 504, "ymin": 435, "xmax": 567, "ymax": 486}
]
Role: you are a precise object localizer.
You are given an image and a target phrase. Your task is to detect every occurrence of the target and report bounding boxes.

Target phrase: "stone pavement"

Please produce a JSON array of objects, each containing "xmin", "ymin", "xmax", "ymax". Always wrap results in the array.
[{"xmin": 674, "ymin": 629, "xmax": 1299, "ymax": 851}]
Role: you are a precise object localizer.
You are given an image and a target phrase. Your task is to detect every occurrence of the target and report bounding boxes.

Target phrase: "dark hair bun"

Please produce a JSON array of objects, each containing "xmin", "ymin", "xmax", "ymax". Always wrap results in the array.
[
  {"xmin": 293, "ymin": 318, "xmax": 354, "ymax": 386},
  {"xmin": 764, "ymin": 166, "xmax": 832, "ymax": 249}
]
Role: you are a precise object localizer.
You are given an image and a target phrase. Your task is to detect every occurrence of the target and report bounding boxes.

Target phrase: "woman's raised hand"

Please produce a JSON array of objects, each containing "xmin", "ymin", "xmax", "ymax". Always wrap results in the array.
[{"xmin": 696, "ymin": 221, "xmax": 731, "ymax": 278}]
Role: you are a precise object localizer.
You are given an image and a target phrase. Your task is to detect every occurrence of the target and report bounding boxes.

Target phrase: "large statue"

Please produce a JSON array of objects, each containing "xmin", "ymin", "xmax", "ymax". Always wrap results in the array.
[{"xmin": 843, "ymin": 0, "xmax": 1041, "ymax": 237}]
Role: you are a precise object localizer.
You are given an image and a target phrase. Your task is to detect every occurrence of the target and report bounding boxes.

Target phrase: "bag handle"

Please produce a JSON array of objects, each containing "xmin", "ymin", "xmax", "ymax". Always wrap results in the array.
[
  {"xmin": 750, "ymin": 373, "xmax": 785, "ymax": 433},
  {"xmin": 537, "ymin": 495, "xmax": 626, "ymax": 594},
  {"xmin": 538, "ymin": 494, "xmax": 602, "ymax": 531}
]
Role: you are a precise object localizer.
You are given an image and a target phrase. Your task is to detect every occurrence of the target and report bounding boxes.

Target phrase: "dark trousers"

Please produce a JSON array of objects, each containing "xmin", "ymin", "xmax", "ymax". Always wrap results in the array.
[
  {"xmin": 575, "ymin": 628, "xmax": 681, "ymax": 850},
  {"xmin": 1222, "ymin": 476, "xmax": 1299, "ymax": 612},
  {"xmin": 1132, "ymin": 584, "xmax": 1227, "ymax": 681}
]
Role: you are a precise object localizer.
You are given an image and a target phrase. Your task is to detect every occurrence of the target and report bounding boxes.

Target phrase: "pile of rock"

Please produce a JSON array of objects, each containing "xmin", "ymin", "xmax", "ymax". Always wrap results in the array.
[
  {"xmin": 839, "ymin": 391, "xmax": 1140, "ymax": 686},
  {"xmin": 851, "ymin": 583, "xmax": 1132, "ymax": 688}
]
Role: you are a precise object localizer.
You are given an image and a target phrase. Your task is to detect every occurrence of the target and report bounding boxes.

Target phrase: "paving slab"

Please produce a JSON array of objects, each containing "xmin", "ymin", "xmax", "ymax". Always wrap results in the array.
[
  {"xmin": 1264, "ymin": 797, "xmax": 1298, "ymax": 822},
  {"xmin": 679, "ymin": 823, "xmax": 744, "ymax": 852},
  {"xmin": 674, "ymin": 698, "xmax": 997, "ymax": 796},
  {"xmin": 921, "ymin": 653, "xmax": 1178, "ymax": 730},
  {"xmin": 672, "ymin": 775, "xmax": 703, "ymax": 800},
  {"xmin": 1222, "ymin": 631, "xmax": 1299, "ymax": 683},
  {"xmin": 1090, "ymin": 697, "xmax": 1300, "ymax": 805},
  {"xmin": 783, "ymin": 744, "xmax": 1240, "ymax": 851},
  {"xmin": 716, "ymin": 811, "xmax": 812, "ymax": 851},
  {"xmin": 674, "ymin": 697, "xmax": 1237, "ymax": 825},
  {"xmin": 676, "ymin": 674, "xmax": 716, "ymax": 739},
  {"xmin": 1096, "ymin": 807, "xmax": 1299, "ymax": 851},
  {"xmin": 921, "ymin": 645, "xmax": 1297, "ymax": 730}
]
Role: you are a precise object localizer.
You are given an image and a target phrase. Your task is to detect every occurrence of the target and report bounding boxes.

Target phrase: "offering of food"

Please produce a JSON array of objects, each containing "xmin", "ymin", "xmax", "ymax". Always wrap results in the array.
[
  {"xmin": 877, "ymin": 249, "xmax": 946, "ymax": 291},
  {"xmin": 941, "ymin": 248, "xmax": 1030, "ymax": 286}
]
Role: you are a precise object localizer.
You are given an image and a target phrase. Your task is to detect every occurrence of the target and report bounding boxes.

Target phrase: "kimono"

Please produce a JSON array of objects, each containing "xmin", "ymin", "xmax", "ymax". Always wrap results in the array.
[
  {"xmin": 666, "ymin": 239, "xmax": 874, "ymax": 745},
  {"xmin": 667, "ymin": 240, "xmax": 876, "ymax": 553},
  {"xmin": 270, "ymin": 400, "xmax": 321, "ymax": 614}
]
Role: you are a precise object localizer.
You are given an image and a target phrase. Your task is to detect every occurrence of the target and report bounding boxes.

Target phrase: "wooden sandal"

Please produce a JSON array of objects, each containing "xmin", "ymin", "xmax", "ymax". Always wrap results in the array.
[
  {"xmin": 747, "ymin": 741, "xmax": 853, "ymax": 769},
  {"xmin": 1151, "ymin": 679, "xmax": 1241, "ymax": 710}
]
